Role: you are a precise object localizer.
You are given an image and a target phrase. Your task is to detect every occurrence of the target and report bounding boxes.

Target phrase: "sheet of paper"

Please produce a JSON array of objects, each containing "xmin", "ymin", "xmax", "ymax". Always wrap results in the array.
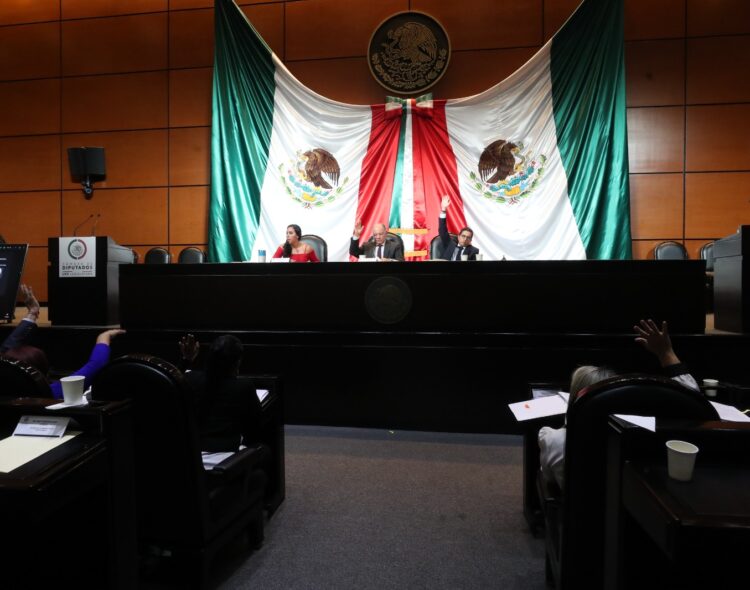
[
  {"xmin": 710, "ymin": 401, "xmax": 750, "ymax": 422},
  {"xmin": 509, "ymin": 395, "xmax": 567, "ymax": 421},
  {"xmin": 613, "ymin": 414, "xmax": 656, "ymax": 432},
  {"xmin": 0, "ymin": 432, "xmax": 80, "ymax": 473},
  {"xmin": 201, "ymin": 451, "xmax": 234, "ymax": 469}
]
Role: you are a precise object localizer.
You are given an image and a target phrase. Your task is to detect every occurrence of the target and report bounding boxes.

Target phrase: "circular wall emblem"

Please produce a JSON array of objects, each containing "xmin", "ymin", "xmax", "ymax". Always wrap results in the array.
[
  {"xmin": 67, "ymin": 238, "xmax": 88, "ymax": 260},
  {"xmin": 368, "ymin": 12, "xmax": 450, "ymax": 95},
  {"xmin": 364, "ymin": 277, "xmax": 412, "ymax": 325}
]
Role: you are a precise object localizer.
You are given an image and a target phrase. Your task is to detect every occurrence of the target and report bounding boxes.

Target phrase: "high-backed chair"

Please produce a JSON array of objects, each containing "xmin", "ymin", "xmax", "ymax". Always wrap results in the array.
[
  {"xmin": 429, "ymin": 233, "xmax": 456, "ymax": 260},
  {"xmin": 0, "ymin": 357, "xmax": 53, "ymax": 398},
  {"xmin": 700, "ymin": 241, "xmax": 714, "ymax": 272},
  {"xmin": 178, "ymin": 247, "xmax": 206, "ymax": 264},
  {"xmin": 300, "ymin": 234, "xmax": 327, "ymax": 262},
  {"xmin": 539, "ymin": 375, "xmax": 718, "ymax": 589},
  {"xmin": 654, "ymin": 240, "xmax": 688, "ymax": 260},
  {"xmin": 144, "ymin": 247, "xmax": 171, "ymax": 264},
  {"xmin": 91, "ymin": 354, "xmax": 267, "ymax": 587}
]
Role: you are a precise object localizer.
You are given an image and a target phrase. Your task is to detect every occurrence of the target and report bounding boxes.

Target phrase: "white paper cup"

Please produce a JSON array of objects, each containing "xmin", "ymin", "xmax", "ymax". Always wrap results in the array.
[
  {"xmin": 666, "ymin": 440, "xmax": 699, "ymax": 481},
  {"xmin": 60, "ymin": 375, "xmax": 85, "ymax": 405},
  {"xmin": 702, "ymin": 378, "xmax": 718, "ymax": 398},
  {"xmin": 476, "ymin": 253, "xmax": 483, "ymax": 261},
  {"xmin": 461, "ymin": 254, "xmax": 469, "ymax": 261}
]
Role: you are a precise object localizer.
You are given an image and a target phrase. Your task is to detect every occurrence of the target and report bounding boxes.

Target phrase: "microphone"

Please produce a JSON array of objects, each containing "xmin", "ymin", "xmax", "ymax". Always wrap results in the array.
[
  {"xmin": 72, "ymin": 214, "xmax": 94, "ymax": 236},
  {"xmin": 91, "ymin": 213, "xmax": 101, "ymax": 236}
]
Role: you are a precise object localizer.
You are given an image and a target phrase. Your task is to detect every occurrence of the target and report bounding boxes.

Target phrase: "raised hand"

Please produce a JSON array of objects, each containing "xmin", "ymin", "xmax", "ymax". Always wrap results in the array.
[
  {"xmin": 96, "ymin": 329, "xmax": 126, "ymax": 346},
  {"xmin": 633, "ymin": 319, "xmax": 679, "ymax": 367},
  {"xmin": 353, "ymin": 219, "xmax": 364, "ymax": 239},
  {"xmin": 441, "ymin": 195, "xmax": 451, "ymax": 212},
  {"xmin": 179, "ymin": 333, "xmax": 200, "ymax": 362},
  {"xmin": 20, "ymin": 284, "xmax": 40, "ymax": 319}
]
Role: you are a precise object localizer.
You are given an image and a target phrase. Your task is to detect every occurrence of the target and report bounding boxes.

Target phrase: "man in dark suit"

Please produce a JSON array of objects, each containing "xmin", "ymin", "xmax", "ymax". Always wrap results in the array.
[
  {"xmin": 0, "ymin": 285, "xmax": 39, "ymax": 352},
  {"xmin": 349, "ymin": 221, "xmax": 404, "ymax": 261},
  {"xmin": 438, "ymin": 195, "xmax": 479, "ymax": 261}
]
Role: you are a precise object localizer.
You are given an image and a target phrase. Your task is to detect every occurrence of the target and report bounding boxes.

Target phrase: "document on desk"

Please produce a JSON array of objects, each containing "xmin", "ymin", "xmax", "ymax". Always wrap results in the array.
[
  {"xmin": 613, "ymin": 415, "xmax": 656, "ymax": 432},
  {"xmin": 0, "ymin": 432, "xmax": 80, "ymax": 473},
  {"xmin": 710, "ymin": 401, "xmax": 750, "ymax": 422},
  {"xmin": 509, "ymin": 393, "xmax": 568, "ymax": 421}
]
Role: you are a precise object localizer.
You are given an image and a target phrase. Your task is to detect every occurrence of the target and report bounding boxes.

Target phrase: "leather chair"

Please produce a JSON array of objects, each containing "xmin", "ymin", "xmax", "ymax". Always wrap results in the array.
[
  {"xmin": 0, "ymin": 357, "xmax": 53, "ymax": 398},
  {"xmin": 700, "ymin": 241, "xmax": 714, "ymax": 272},
  {"xmin": 429, "ymin": 233, "xmax": 456, "ymax": 260},
  {"xmin": 654, "ymin": 240, "xmax": 688, "ymax": 260},
  {"xmin": 178, "ymin": 247, "xmax": 206, "ymax": 264},
  {"xmin": 300, "ymin": 234, "xmax": 327, "ymax": 262},
  {"xmin": 538, "ymin": 375, "xmax": 718, "ymax": 589},
  {"xmin": 91, "ymin": 354, "xmax": 267, "ymax": 587},
  {"xmin": 700, "ymin": 241, "xmax": 715, "ymax": 312},
  {"xmin": 144, "ymin": 247, "xmax": 171, "ymax": 264}
]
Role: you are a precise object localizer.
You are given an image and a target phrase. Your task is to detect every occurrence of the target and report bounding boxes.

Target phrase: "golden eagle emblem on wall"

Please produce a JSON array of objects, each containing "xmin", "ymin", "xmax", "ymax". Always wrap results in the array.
[
  {"xmin": 369, "ymin": 12, "xmax": 450, "ymax": 94},
  {"xmin": 469, "ymin": 140, "xmax": 547, "ymax": 205},
  {"xmin": 280, "ymin": 149, "xmax": 349, "ymax": 209}
]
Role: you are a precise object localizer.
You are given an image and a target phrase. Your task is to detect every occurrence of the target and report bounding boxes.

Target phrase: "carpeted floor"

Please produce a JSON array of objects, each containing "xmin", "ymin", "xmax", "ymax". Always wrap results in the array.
[{"xmin": 215, "ymin": 425, "xmax": 546, "ymax": 590}]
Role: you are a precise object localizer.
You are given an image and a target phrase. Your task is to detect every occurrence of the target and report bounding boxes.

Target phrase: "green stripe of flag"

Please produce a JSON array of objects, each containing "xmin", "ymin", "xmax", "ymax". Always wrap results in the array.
[
  {"xmin": 551, "ymin": 0, "xmax": 631, "ymax": 259},
  {"xmin": 209, "ymin": 0, "xmax": 276, "ymax": 262}
]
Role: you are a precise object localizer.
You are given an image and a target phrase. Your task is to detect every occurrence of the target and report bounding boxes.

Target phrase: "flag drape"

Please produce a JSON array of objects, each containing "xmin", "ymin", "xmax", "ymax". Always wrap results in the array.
[{"xmin": 210, "ymin": 0, "xmax": 631, "ymax": 262}]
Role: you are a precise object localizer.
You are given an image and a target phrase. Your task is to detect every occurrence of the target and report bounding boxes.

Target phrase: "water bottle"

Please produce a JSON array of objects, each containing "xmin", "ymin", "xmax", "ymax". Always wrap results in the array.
[{"xmin": 258, "ymin": 249, "xmax": 266, "ymax": 263}]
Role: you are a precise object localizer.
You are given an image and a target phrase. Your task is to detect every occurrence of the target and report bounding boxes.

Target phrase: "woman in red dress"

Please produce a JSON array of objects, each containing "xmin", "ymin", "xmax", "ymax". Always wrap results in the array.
[{"xmin": 272, "ymin": 224, "xmax": 320, "ymax": 262}]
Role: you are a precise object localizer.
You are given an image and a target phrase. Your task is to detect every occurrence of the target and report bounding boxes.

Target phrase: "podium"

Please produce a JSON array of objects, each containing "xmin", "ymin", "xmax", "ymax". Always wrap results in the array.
[
  {"xmin": 714, "ymin": 226, "xmax": 749, "ymax": 333},
  {"xmin": 48, "ymin": 236, "xmax": 133, "ymax": 326}
]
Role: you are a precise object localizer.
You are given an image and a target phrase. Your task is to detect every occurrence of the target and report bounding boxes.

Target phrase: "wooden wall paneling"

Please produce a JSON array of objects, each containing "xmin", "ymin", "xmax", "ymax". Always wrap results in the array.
[
  {"xmin": 169, "ymin": 127, "xmax": 210, "ymax": 186},
  {"xmin": 241, "ymin": 3, "xmax": 285, "ymax": 58},
  {"xmin": 62, "ymin": 0, "xmax": 167, "ymax": 20},
  {"xmin": 0, "ymin": 192, "xmax": 61, "ymax": 245},
  {"xmin": 434, "ymin": 47, "xmax": 538, "ymax": 99},
  {"xmin": 686, "ymin": 0, "xmax": 750, "ymax": 37},
  {"xmin": 686, "ymin": 105, "xmax": 750, "ymax": 172},
  {"xmin": 62, "ymin": 71, "xmax": 168, "ymax": 133},
  {"xmin": 687, "ymin": 36, "xmax": 750, "ymax": 105},
  {"xmin": 629, "ymin": 173, "xmax": 684, "ymax": 239},
  {"xmin": 414, "ymin": 0, "xmax": 542, "ymax": 50},
  {"xmin": 171, "ymin": 0, "xmax": 213, "ymax": 9},
  {"xmin": 625, "ymin": 40, "xmax": 684, "ymax": 107},
  {"xmin": 169, "ymin": 8, "xmax": 213, "ymax": 69},
  {"xmin": 61, "ymin": 130, "xmax": 168, "ymax": 189},
  {"xmin": 0, "ymin": 79, "xmax": 61, "ymax": 136},
  {"xmin": 20, "ymin": 247, "xmax": 50, "ymax": 302},
  {"xmin": 62, "ymin": 188, "xmax": 169, "ymax": 244},
  {"xmin": 169, "ymin": 186, "xmax": 209, "ymax": 244},
  {"xmin": 624, "ymin": 0, "xmax": 685, "ymax": 41},
  {"xmin": 169, "ymin": 68, "xmax": 212, "ymax": 127},
  {"xmin": 0, "ymin": 0, "xmax": 59, "ymax": 26},
  {"xmin": 685, "ymin": 172, "xmax": 750, "ymax": 238},
  {"xmin": 542, "ymin": 0, "xmax": 580, "ymax": 41},
  {"xmin": 0, "ymin": 135, "xmax": 61, "ymax": 192},
  {"xmin": 286, "ymin": 0, "xmax": 406, "ymax": 61},
  {"xmin": 0, "ymin": 22, "xmax": 60, "ymax": 81},
  {"xmin": 286, "ymin": 58, "xmax": 389, "ymax": 105},
  {"xmin": 62, "ymin": 13, "xmax": 168, "ymax": 76},
  {"xmin": 631, "ymin": 239, "xmax": 666, "ymax": 260},
  {"xmin": 627, "ymin": 107, "xmax": 685, "ymax": 173}
]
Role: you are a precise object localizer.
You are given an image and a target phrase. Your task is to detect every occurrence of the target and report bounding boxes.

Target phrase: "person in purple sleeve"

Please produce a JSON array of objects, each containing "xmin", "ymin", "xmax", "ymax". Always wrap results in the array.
[{"xmin": 1, "ymin": 285, "xmax": 125, "ymax": 399}]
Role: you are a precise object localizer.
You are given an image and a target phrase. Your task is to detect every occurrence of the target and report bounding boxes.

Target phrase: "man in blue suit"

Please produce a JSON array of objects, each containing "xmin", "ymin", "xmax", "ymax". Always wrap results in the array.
[{"xmin": 438, "ymin": 195, "xmax": 479, "ymax": 261}]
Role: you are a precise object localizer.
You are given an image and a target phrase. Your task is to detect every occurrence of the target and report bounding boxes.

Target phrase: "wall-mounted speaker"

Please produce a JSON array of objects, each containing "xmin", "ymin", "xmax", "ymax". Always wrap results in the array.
[{"xmin": 67, "ymin": 147, "xmax": 106, "ymax": 198}]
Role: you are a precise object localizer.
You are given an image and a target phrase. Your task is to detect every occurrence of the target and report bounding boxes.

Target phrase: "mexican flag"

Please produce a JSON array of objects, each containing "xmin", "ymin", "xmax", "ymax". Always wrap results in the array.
[{"xmin": 209, "ymin": 0, "xmax": 630, "ymax": 262}]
